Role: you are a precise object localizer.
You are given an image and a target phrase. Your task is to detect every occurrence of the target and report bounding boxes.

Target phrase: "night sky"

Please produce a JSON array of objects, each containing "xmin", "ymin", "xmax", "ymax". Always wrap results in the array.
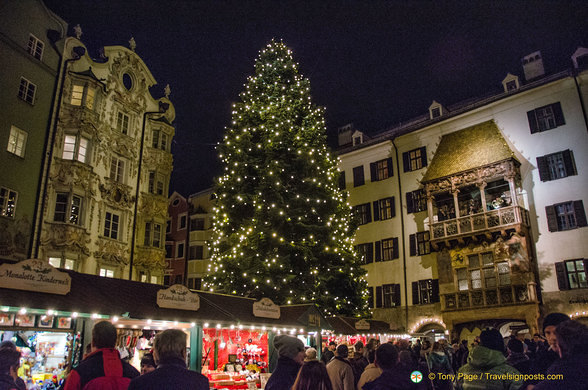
[{"xmin": 42, "ymin": 1, "xmax": 587, "ymax": 196}]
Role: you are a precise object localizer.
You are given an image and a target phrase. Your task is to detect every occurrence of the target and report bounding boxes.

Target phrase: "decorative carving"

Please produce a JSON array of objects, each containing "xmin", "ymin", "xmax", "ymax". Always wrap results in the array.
[
  {"xmin": 164, "ymin": 84, "xmax": 171, "ymax": 98},
  {"xmin": 128, "ymin": 37, "xmax": 136, "ymax": 51},
  {"xmin": 51, "ymin": 160, "xmax": 98, "ymax": 193},
  {"xmin": 41, "ymin": 223, "xmax": 91, "ymax": 256},
  {"xmin": 99, "ymin": 179, "xmax": 135, "ymax": 209},
  {"xmin": 94, "ymin": 237, "xmax": 129, "ymax": 265},
  {"xmin": 134, "ymin": 247, "xmax": 165, "ymax": 269},
  {"xmin": 139, "ymin": 195, "xmax": 168, "ymax": 218},
  {"xmin": 73, "ymin": 24, "xmax": 82, "ymax": 39}
]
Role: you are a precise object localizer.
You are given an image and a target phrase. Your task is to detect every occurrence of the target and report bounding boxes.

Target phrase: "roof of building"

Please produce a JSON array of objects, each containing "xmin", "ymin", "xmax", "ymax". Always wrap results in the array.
[
  {"xmin": 421, "ymin": 120, "xmax": 516, "ymax": 183},
  {"xmin": 327, "ymin": 316, "xmax": 392, "ymax": 334}
]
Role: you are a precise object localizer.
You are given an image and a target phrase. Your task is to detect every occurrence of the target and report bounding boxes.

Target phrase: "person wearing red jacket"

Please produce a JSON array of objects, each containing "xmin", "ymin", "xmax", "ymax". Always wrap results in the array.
[{"xmin": 64, "ymin": 321, "xmax": 139, "ymax": 390}]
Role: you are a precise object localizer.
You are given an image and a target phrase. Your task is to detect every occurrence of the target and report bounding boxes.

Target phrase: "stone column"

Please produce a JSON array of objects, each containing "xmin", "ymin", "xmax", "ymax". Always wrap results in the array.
[
  {"xmin": 479, "ymin": 181, "xmax": 488, "ymax": 212},
  {"xmin": 506, "ymin": 174, "xmax": 518, "ymax": 207}
]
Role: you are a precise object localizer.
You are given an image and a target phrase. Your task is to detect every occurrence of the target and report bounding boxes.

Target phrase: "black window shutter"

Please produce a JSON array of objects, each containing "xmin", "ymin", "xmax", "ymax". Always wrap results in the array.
[
  {"xmin": 562, "ymin": 150, "xmax": 577, "ymax": 176},
  {"xmin": 555, "ymin": 262, "xmax": 570, "ymax": 290},
  {"xmin": 409, "ymin": 234, "xmax": 416, "ymax": 256},
  {"xmin": 545, "ymin": 205, "xmax": 559, "ymax": 232},
  {"xmin": 373, "ymin": 201, "xmax": 380, "ymax": 221},
  {"xmin": 393, "ymin": 237, "xmax": 399, "ymax": 259},
  {"xmin": 387, "ymin": 158, "xmax": 394, "ymax": 177},
  {"xmin": 391, "ymin": 197, "xmax": 396, "ymax": 218},
  {"xmin": 536, "ymin": 156, "xmax": 550, "ymax": 181},
  {"xmin": 420, "ymin": 147, "xmax": 427, "ymax": 167},
  {"xmin": 552, "ymin": 102, "xmax": 565, "ymax": 126},
  {"xmin": 338, "ymin": 171, "xmax": 346, "ymax": 190},
  {"xmin": 375, "ymin": 241, "xmax": 381, "ymax": 262},
  {"xmin": 370, "ymin": 162, "xmax": 377, "ymax": 182},
  {"xmin": 376, "ymin": 286, "xmax": 383, "ymax": 308},
  {"xmin": 406, "ymin": 192, "xmax": 415, "ymax": 214},
  {"xmin": 412, "ymin": 281, "xmax": 420, "ymax": 305},
  {"xmin": 527, "ymin": 110, "xmax": 539, "ymax": 133},
  {"xmin": 366, "ymin": 243, "xmax": 373, "ymax": 264},
  {"xmin": 367, "ymin": 203, "xmax": 372, "ymax": 223},
  {"xmin": 368, "ymin": 287, "xmax": 374, "ymax": 308},
  {"xmin": 394, "ymin": 284, "xmax": 401, "ymax": 306},
  {"xmin": 432, "ymin": 279, "xmax": 440, "ymax": 303},
  {"xmin": 403, "ymin": 151, "xmax": 410, "ymax": 172},
  {"xmin": 574, "ymin": 200, "xmax": 587, "ymax": 227}
]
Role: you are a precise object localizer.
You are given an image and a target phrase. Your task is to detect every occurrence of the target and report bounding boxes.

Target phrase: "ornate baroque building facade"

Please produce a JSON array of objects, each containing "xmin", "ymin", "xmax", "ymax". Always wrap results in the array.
[
  {"xmin": 337, "ymin": 48, "xmax": 588, "ymax": 340},
  {"xmin": 36, "ymin": 34, "xmax": 175, "ymax": 283}
]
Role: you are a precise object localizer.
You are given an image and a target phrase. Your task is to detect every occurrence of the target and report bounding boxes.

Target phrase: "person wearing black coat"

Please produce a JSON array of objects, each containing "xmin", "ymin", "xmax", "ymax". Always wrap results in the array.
[
  {"xmin": 128, "ymin": 329, "xmax": 208, "ymax": 390},
  {"xmin": 265, "ymin": 335, "xmax": 306, "ymax": 390}
]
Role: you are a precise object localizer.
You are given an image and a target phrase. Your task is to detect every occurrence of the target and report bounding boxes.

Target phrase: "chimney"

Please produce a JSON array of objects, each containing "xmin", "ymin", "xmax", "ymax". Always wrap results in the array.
[{"xmin": 522, "ymin": 51, "xmax": 545, "ymax": 81}]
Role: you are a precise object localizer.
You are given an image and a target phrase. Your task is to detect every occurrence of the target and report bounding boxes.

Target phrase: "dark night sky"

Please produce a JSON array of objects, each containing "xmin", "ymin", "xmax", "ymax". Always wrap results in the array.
[{"xmin": 42, "ymin": 1, "xmax": 588, "ymax": 196}]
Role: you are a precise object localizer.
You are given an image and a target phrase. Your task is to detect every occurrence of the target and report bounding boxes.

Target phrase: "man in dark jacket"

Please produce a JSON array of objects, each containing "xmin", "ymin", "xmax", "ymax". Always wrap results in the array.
[
  {"xmin": 64, "ymin": 321, "xmax": 139, "ymax": 390},
  {"xmin": 128, "ymin": 329, "xmax": 208, "ymax": 390},
  {"xmin": 506, "ymin": 338, "xmax": 530, "ymax": 374},
  {"xmin": 364, "ymin": 343, "xmax": 428, "ymax": 390},
  {"xmin": 0, "ymin": 346, "xmax": 21, "ymax": 390},
  {"xmin": 265, "ymin": 334, "xmax": 305, "ymax": 390},
  {"xmin": 527, "ymin": 312, "xmax": 570, "ymax": 385},
  {"xmin": 322, "ymin": 341, "xmax": 336, "ymax": 364}
]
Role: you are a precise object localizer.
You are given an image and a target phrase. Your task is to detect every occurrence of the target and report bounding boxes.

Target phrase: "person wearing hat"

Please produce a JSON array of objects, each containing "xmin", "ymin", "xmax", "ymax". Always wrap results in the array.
[
  {"xmin": 265, "ymin": 335, "xmax": 305, "ymax": 390},
  {"xmin": 456, "ymin": 328, "xmax": 523, "ymax": 390},
  {"xmin": 304, "ymin": 347, "xmax": 318, "ymax": 362},
  {"xmin": 527, "ymin": 312, "xmax": 570, "ymax": 385},
  {"xmin": 326, "ymin": 344, "xmax": 355, "ymax": 390}
]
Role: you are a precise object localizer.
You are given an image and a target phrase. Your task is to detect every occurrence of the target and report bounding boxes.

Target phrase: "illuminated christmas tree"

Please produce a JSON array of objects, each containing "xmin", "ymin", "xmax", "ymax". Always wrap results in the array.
[{"xmin": 205, "ymin": 40, "xmax": 368, "ymax": 316}]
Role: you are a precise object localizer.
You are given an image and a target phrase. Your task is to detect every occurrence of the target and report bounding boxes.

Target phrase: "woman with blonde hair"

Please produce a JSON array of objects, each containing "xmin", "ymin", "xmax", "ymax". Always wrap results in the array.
[{"xmin": 291, "ymin": 360, "xmax": 333, "ymax": 390}]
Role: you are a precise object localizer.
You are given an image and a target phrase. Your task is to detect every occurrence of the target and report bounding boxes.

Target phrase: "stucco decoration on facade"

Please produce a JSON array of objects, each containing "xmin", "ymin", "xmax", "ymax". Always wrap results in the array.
[
  {"xmin": 40, "ymin": 224, "xmax": 91, "ymax": 256},
  {"xmin": 94, "ymin": 237, "xmax": 129, "ymax": 266},
  {"xmin": 99, "ymin": 181, "xmax": 135, "ymax": 209}
]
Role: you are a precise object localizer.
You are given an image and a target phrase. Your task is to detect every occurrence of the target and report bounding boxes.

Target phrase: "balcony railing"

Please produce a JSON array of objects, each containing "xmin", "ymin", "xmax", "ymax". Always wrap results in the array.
[
  {"xmin": 429, "ymin": 205, "xmax": 530, "ymax": 241},
  {"xmin": 442, "ymin": 284, "xmax": 535, "ymax": 311}
]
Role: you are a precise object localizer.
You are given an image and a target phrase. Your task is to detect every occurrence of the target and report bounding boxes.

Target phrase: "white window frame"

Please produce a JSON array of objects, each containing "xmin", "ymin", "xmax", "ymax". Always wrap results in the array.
[
  {"xmin": 144, "ymin": 222, "xmax": 162, "ymax": 248},
  {"xmin": 116, "ymin": 111, "xmax": 130, "ymax": 135},
  {"xmin": 53, "ymin": 192, "xmax": 83, "ymax": 225},
  {"xmin": 27, "ymin": 34, "xmax": 44, "ymax": 60},
  {"xmin": 48, "ymin": 257, "xmax": 76, "ymax": 270},
  {"xmin": 70, "ymin": 82, "xmax": 96, "ymax": 109},
  {"xmin": 104, "ymin": 210, "xmax": 121, "ymax": 240},
  {"xmin": 7, "ymin": 125, "xmax": 27, "ymax": 157},
  {"xmin": 99, "ymin": 268, "xmax": 115, "ymax": 278},
  {"xmin": 152, "ymin": 129, "xmax": 169, "ymax": 151},
  {"xmin": 0, "ymin": 187, "xmax": 18, "ymax": 218},
  {"xmin": 62, "ymin": 134, "xmax": 89, "ymax": 163},
  {"xmin": 18, "ymin": 77, "xmax": 36, "ymax": 104},
  {"xmin": 148, "ymin": 171, "xmax": 166, "ymax": 195},
  {"xmin": 110, "ymin": 155, "xmax": 126, "ymax": 183}
]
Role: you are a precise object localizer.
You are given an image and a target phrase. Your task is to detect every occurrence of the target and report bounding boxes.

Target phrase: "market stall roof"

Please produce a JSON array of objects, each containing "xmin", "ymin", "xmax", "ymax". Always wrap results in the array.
[
  {"xmin": 0, "ymin": 267, "xmax": 330, "ymax": 330},
  {"xmin": 327, "ymin": 316, "xmax": 392, "ymax": 334}
]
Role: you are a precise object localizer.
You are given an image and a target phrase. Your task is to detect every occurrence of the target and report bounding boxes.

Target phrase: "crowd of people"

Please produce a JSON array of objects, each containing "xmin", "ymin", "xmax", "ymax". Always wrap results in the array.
[{"xmin": 1, "ymin": 314, "xmax": 587, "ymax": 389}]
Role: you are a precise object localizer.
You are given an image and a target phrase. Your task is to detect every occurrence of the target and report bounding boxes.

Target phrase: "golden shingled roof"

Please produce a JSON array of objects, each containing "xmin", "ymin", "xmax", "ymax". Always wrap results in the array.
[{"xmin": 421, "ymin": 120, "xmax": 516, "ymax": 183}]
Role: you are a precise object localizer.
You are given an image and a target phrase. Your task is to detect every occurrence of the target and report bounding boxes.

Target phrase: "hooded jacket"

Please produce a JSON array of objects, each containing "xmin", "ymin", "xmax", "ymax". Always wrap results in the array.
[{"xmin": 457, "ymin": 346, "xmax": 523, "ymax": 390}]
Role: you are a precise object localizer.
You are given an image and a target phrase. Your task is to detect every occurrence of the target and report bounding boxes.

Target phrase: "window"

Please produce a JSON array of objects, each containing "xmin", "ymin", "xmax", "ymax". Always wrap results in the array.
[
  {"xmin": 189, "ymin": 245, "xmax": 204, "ymax": 260},
  {"xmin": 355, "ymin": 243, "xmax": 373, "ymax": 264},
  {"xmin": 406, "ymin": 189, "xmax": 427, "ymax": 213},
  {"xmin": 165, "ymin": 244, "xmax": 173, "ymax": 258},
  {"xmin": 116, "ymin": 112, "xmax": 130, "ymax": 135},
  {"xmin": 412, "ymin": 279, "xmax": 440, "ymax": 305},
  {"xmin": 152, "ymin": 130, "xmax": 169, "ymax": 151},
  {"xmin": 373, "ymin": 197, "xmax": 395, "ymax": 221},
  {"xmin": 70, "ymin": 83, "xmax": 96, "ymax": 109},
  {"xmin": 179, "ymin": 214, "xmax": 187, "ymax": 230},
  {"xmin": 403, "ymin": 147, "xmax": 427, "ymax": 172},
  {"xmin": 555, "ymin": 259, "xmax": 588, "ymax": 290},
  {"xmin": 353, "ymin": 166, "xmax": 365, "ymax": 187},
  {"xmin": 144, "ymin": 222, "xmax": 162, "ymax": 248},
  {"xmin": 377, "ymin": 284, "xmax": 400, "ymax": 308},
  {"xmin": 187, "ymin": 277, "xmax": 202, "ymax": 290},
  {"xmin": 27, "ymin": 34, "xmax": 44, "ymax": 60},
  {"xmin": 546, "ymin": 201, "xmax": 587, "ymax": 232},
  {"xmin": 190, "ymin": 218, "xmax": 205, "ymax": 231},
  {"xmin": 7, "ymin": 126, "xmax": 27, "ymax": 157},
  {"xmin": 148, "ymin": 171, "xmax": 166, "ymax": 195},
  {"xmin": 370, "ymin": 158, "xmax": 393, "ymax": 181},
  {"xmin": 176, "ymin": 242, "xmax": 185, "ymax": 258},
  {"xmin": 103, "ymin": 211, "xmax": 120, "ymax": 240},
  {"xmin": 457, "ymin": 268, "xmax": 468, "ymax": 291},
  {"xmin": 48, "ymin": 257, "xmax": 75, "ymax": 270},
  {"xmin": 506, "ymin": 80, "xmax": 518, "ymax": 91},
  {"xmin": 338, "ymin": 171, "xmax": 346, "ymax": 190},
  {"xmin": 18, "ymin": 77, "xmax": 36, "ymax": 104},
  {"xmin": 174, "ymin": 275, "xmax": 183, "ymax": 284},
  {"xmin": 375, "ymin": 237, "xmax": 399, "ymax": 262},
  {"xmin": 54, "ymin": 193, "xmax": 82, "ymax": 225},
  {"xmin": 368, "ymin": 287, "xmax": 374, "ymax": 308},
  {"xmin": 0, "ymin": 187, "xmax": 17, "ymax": 218},
  {"xmin": 462, "ymin": 251, "xmax": 511, "ymax": 291},
  {"xmin": 527, "ymin": 102, "xmax": 565, "ymax": 133},
  {"xmin": 164, "ymin": 275, "xmax": 170, "ymax": 286},
  {"xmin": 431, "ymin": 107, "xmax": 441, "ymax": 118},
  {"xmin": 99, "ymin": 268, "xmax": 114, "ymax": 278},
  {"xmin": 409, "ymin": 231, "xmax": 431, "ymax": 256},
  {"xmin": 110, "ymin": 156, "xmax": 125, "ymax": 183},
  {"xmin": 537, "ymin": 150, "xmax": 577, "ymax": 181},
  {"xmin": 62, "ymin": 134, "xmax": 89, "ymax": 163},
  {"xmin": 354, "ymin": 203, "xmax": 371, "ymax": 225},
  {"xmin": 166, "ymin": 219, "xmax": 171, "ymax": 233}
]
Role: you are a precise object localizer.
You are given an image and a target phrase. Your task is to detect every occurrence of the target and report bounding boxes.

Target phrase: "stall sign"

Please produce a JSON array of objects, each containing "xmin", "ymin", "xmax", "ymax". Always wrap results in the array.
[
  {"xmin": 355, "ymin": 319, "xmax": 371, "ymax": 330},
  {"xmin": 157, "ymin": 284, "xmax": 200, "ymax": 311},
  {"xmin": 253, "ymin": 298, "xmax": 280, "ymax": 319},
  {"xmin": 308, "ymin": 313, "xmax": 321, "ymax": 327},
  {"xmin": 0, "ymin": 259, "xmax": 71, "ymax": 295}
]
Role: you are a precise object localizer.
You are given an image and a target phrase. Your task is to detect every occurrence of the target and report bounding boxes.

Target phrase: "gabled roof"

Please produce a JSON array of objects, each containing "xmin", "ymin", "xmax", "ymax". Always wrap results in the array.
[
  {"xmin": 327, "ymin": 316, "xmax": 392, "ymax": 334},
  {"xmin": 421, "ymin": 120, "xmax": 516, "ymax": 183}
]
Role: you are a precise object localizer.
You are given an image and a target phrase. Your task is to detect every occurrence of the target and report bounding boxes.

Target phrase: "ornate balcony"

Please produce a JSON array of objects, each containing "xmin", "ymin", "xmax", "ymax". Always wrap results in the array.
[
  {"xmin": 429, "ymin": 205, "xmax": 530, "ymax": 244},
  {"xmin": 442, "ymin": 283, "xmax": 536, "ymax": 311}
]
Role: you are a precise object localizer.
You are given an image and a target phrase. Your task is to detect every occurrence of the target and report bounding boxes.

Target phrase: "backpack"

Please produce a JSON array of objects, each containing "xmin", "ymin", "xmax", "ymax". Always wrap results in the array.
[{"xmin": 82, "ymin": 352, "xmax": 131, "ymax": 390}]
